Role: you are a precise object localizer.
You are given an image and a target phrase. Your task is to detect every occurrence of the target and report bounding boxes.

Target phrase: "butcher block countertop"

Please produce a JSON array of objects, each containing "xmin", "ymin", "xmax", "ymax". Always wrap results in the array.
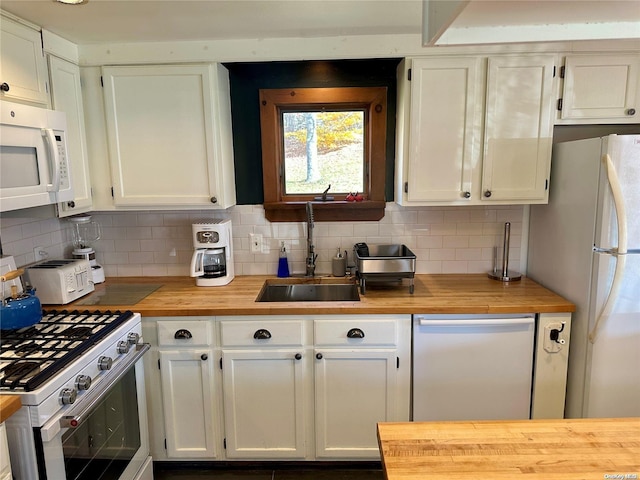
[
  {"xmin": 0, "ymin": 395, "xmax": 21, "ymax": 423},
  {"xmin": 55, "ymin": 274, "xmax": 575, "ymax": 316},
  {"xmin": 377, "ymin": 418, "xmax": 640, "ymax": 479}
]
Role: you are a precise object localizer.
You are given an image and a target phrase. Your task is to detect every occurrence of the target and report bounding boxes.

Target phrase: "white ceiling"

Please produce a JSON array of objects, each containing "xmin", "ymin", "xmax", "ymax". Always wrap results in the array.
[
  {"xmin": 0, "ymin": 0, "xmax": 423, "ymax": 45},
  {"xmin": 427, "ymin": 0, "xmax": 640, "ymax": 45},
  {"xmin": 1, "ymin": 0, "xmax": 638, "ymax": 46}
]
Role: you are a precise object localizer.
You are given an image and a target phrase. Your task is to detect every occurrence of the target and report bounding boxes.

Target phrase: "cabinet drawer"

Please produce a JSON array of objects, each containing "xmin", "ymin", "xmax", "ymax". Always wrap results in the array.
[
  {"xmin": 314, "ymin": 319, "xmax": 397, "ymax": 346},
  {"xmin": 157, "ymin": 320, "xmax": 212, "ymax": 347},
  {"xmin": 220, "ymin": 320, "xmax": 304, "ymax": 347}
]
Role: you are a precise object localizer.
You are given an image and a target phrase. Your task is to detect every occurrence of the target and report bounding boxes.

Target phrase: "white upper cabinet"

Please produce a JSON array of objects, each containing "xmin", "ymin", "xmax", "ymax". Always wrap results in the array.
[
  {"xmin": 481, "ymin": 56, "xmax": 555, "ymax": 203},
  {"xmin": 48, "ymin": 56, "xmax": 93, "ymax": 216},
  {"xmin": 558, "ymin": 54, "xmax": 640, "ymax": 123},
  {"xmin": 397, "ymin": 54, "xmax": 555, "ymax": 206},
  {"xmin": 102, "ymin": 63, "xmax": 236, "ymax": 209},
  {"xmin": 401, "ymin": 57, "xmax": 482, "ymax": 204},
  {"xmin": 0, "ymin": 15, "xmax": 49, "ymax": 106}
]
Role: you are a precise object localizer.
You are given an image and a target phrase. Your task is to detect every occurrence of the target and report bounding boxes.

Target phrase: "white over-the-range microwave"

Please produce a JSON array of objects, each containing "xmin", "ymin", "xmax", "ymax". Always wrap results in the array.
[{"xmin": 0, "ymin": 101, "xmax": 74, "ymax": 212}]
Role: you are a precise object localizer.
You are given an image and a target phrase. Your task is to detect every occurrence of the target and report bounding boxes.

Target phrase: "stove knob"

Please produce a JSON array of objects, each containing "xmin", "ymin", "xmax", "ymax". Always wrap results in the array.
[
  {"xmin": 75, "ymin": 374, "xmax": 92, "ymax": 391},
  {"xmin": 98, "ymin": 356, "xmax": 113, "ymax": 371},
  {"xmin": 117, "ymin": 340, "xmax": 130, "ymax": 354},
  {"xmin": 59, "ymin": 388, "xmax": 77, "ymax": 405},
  {"xmin": 127, "ymin": 332, "xmax": 140, "ymax": 345}
]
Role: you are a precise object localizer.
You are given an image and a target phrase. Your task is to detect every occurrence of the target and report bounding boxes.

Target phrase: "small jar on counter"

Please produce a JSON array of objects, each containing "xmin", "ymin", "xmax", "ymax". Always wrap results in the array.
[{"xmin": 332, "ymin": 248, "xmax": 347, "ymax": 277}]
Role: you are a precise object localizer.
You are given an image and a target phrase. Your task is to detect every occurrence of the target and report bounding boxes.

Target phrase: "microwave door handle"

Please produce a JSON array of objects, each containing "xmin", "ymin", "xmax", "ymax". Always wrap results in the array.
[{"xmin": 42, "ymin": 128, "xmax": 61, "ymax": 192}]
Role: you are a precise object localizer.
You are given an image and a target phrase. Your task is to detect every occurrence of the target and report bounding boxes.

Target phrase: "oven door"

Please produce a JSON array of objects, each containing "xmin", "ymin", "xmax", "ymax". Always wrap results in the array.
[{"xmin": 37, "ymin": 344, "xmax": 151, "ymax": 480}]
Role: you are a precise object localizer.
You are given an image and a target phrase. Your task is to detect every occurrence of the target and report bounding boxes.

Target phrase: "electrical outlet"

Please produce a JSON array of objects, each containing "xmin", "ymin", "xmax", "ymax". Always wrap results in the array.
[
  {"xmin": 250, "ymin": 233, "xmax": 263, "ymax": 253},
  {"xmin": 33, "ymin": 246, "xmax": 48, "ymax": 262}
]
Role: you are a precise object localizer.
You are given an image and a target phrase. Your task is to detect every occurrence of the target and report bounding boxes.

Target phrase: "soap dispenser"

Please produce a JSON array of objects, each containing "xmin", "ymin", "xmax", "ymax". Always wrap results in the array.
[
  {"xmin": 332, "ymin": 247, "xmax": 346, "ymax": 277},
  {"xmin": 277, "ymin": 241, "xmax": 290, "ymax": 278}
]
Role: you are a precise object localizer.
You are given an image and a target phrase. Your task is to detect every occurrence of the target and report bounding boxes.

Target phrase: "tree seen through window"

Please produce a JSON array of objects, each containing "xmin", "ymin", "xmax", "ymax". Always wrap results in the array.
[{"xmin": 282, "ymin": 111, "xmax": 365, "ymax": 195}]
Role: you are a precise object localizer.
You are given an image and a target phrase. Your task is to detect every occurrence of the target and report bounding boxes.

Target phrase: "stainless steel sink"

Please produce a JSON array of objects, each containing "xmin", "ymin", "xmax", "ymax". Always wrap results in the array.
[{"xmin": 256, "ymin": 281, "xmax": 360, "ymax": 302}]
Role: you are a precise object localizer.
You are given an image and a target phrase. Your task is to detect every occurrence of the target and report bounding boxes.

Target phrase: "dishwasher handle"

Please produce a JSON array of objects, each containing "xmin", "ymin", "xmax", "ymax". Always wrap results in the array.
[{"xmin": 417, "ymin": 317, "xmax": 534, "ymax": 327}]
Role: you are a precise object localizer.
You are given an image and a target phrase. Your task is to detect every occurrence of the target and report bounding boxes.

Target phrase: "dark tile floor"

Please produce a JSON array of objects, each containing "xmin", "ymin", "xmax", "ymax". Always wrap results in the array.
[{"xmin": 153, "ymin": 462, "xmax": 384, "ymax": 480}]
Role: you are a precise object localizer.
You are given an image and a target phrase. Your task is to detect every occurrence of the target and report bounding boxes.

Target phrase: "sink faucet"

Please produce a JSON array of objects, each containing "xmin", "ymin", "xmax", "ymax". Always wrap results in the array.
[{"xmin": 305, "ymin": 202, "xmax": 317, "ymax": 276}]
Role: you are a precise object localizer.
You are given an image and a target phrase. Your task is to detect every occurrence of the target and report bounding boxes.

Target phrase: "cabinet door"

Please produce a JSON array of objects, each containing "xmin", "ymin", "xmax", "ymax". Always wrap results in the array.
[
  {"xmin": 482, "ymin": 56, "xmax": 555, "ymax": 202},
  {"xmin": 561, "ymin": 54, "xmax": 639, "ymax": 121},
  {"xmin": 0, "ymin": 16, "xmax": 49, "ymax": 106},
  {"xmin": 49, "ymin": 56, "xmax": 93, "ymax": 216},
  {"xmin": 222, "ymin": 349, "xmax": 307, "ymax": 459},
  {"xmin": 0, "ymin": 423, "xmax": 11, "ymax": 480},
  {"xmin": 406, "ymin": 57, "xmax": 482, "ymax": 203},
  {"xmin": 102, "ymin": 64, "xmax": 235, "ymax": 208},
  {"xmin": 314, "ymin": 349, "xmax": 397, "ymax": 458},
  {"xmin": 159, "ymin": 349, "xmax": 218, "ymax": 458}
]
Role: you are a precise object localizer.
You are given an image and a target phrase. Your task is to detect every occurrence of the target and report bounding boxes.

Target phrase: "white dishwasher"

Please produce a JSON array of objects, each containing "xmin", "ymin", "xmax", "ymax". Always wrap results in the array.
[{"xmin": 413, "ymin": 314, "xmax": 535, "ymax": 421}]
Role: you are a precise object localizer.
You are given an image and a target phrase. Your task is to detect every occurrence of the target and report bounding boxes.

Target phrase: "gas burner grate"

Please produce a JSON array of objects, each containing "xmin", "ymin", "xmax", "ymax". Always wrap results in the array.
[
  {"xmin": 0, "ymin": 361, "xmax": 41, "ymax": 390},
  {"xmin": 0, "ymin": 310, "xmax": 133, "ymax": 391}
]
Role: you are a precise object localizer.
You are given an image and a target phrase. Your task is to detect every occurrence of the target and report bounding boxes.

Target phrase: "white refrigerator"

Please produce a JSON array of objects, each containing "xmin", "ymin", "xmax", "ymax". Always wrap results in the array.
[{"xmin": 528, "ymin": 134, "xmax": 640, "ymax": 418}]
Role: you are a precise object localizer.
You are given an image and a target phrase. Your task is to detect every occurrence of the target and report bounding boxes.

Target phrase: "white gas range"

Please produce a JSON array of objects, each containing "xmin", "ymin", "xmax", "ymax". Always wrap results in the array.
[{"xmin": 0, "ymin": 309, "xmax": 152, "ymax": 480}]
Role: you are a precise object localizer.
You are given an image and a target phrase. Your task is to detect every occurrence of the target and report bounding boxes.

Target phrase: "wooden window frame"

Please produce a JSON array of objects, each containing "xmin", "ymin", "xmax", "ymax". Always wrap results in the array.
[{"xmin": 259, "ymin": 87, "xmax": 387, "ymax": 222}]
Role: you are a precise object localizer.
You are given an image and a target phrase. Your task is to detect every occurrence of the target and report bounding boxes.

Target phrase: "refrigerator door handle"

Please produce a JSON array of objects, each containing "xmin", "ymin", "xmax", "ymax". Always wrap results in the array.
[
  {"xmin": 589, "ymin": 154, "xmax": 629, "ymax": 343},
  {"xmin": 602, "ymin": 153, "xmax": 628, "ymax": 254}
]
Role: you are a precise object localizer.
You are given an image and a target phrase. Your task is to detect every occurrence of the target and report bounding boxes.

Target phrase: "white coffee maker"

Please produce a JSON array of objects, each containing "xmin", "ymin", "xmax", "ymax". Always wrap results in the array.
[{"xmin": 189, "ymin": 220, "xmax": 234, "ymax": 286}]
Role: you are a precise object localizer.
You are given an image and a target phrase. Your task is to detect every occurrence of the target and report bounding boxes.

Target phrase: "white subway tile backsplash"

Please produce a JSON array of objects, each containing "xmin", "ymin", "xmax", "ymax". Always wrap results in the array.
[
  {"xmin": 1, "ymin": 203, "xmax": 525, "ymax": 276},
  {"xmin": 115, "ymin": 239, "xmax": 141, "ymax": 252}
]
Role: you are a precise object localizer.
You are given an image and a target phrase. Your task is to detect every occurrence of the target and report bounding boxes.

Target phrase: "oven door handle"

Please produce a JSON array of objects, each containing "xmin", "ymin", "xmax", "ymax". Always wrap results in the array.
[{"xmin": 59, "ymin": 343, "xmax": 150, "ymax": 430}]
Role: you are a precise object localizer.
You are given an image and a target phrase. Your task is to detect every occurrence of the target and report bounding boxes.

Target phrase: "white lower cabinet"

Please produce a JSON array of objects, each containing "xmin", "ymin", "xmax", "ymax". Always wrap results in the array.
[
  {"xmin": 147, "ymin": 319, "xmax": 221, "ymax": 460},
  {"xmin": 314, "ymin": 349, "xmax": 397, "ymax": 458},
  {"xmin": 222, "ymin": 349, "xmax": 307, "ymax": 458},
  {"xmin": 144, "ymin": 314, "xmax": 410, "ymax": 461},
  {"xmin": 159, "ymin": 349, "xmax": 217, "ymax": 458},
  {"xmin": 220, "ymin": 318, "xmax": 308, "ymax": 459},
  {"xmin": 0, "ymin": 423, "xmax": 12, "ymax": 480}
]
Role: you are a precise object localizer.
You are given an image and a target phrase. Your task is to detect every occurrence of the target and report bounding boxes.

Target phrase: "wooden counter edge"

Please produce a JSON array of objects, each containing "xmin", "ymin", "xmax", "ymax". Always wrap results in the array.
[
  {"xmin": 0, "ymin": 395, "xmax": 21, "ymax": 423},
  {"xmin": 44, "ymin": 274, "xmax": 576, "ymax": 316}
]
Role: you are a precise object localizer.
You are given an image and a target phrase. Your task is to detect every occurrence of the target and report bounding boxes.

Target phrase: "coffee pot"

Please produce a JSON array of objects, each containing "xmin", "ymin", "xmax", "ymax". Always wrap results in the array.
[{"xmin": 190, "ymin": 220, "xmax": 234, "ymax": 286}]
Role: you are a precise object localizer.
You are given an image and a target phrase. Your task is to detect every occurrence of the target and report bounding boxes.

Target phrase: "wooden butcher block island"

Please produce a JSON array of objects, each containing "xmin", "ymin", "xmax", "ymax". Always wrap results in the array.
[
  {"xmin": 377, "ymin": 418, "xmax": 640, "ymax": 480},
  {"xmin": 62, "ymin": 274, "xmax": 575, "ymax": 316}
]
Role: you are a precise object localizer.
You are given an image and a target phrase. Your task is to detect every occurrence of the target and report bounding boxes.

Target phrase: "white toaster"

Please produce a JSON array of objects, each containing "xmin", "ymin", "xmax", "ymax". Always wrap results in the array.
[{"xmin": 26, "ymin": 259, "xmax": 95, "ymax": 305}]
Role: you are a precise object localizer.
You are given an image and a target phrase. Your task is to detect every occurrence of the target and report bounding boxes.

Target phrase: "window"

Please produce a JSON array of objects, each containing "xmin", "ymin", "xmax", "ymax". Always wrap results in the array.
[{"xmin": 259, "ymin": 86, "xmax": 387, "ymax": 222}]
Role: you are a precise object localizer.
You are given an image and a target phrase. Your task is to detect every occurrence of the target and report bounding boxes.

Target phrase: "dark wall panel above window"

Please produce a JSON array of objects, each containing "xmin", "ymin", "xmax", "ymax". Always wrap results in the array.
[{"xmin": 224, "ymin": 59, "xmax": 402, "ymax": 205}]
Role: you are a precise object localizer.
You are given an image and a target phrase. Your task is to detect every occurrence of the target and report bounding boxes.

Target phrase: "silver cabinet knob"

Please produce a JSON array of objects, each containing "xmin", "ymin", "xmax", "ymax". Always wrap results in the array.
[
  {"xmin": 127, "ymin": 332, "xmax": 140, "ymax": 345},
  {"xmin": 463, "ymin": 191, "xmax": 471, "ymax": 198},
  {"xmin": 117, "ymin": 340, "xmax": 130, "ymax": 354},
  {"xmin": 628, "ymin": 108, "xmax": 636, "ymax": 116},
  {"xmin": 210, "ymin": 196, "xmax": 218, "ymax": 204},
  {"xmin": 98, "ymin": 356, "xmax": 113, "ymax": 371},
  {"xmin": 75, "ymin": 375, "xmax": 92, "ymax": 391},
  {"xmin": 59, "ymin": 388, "xmax": 77, "ymax": 405},
  {"xmin": 484, "ymin": 190, "xmax": 492, "ymax": 198}
]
